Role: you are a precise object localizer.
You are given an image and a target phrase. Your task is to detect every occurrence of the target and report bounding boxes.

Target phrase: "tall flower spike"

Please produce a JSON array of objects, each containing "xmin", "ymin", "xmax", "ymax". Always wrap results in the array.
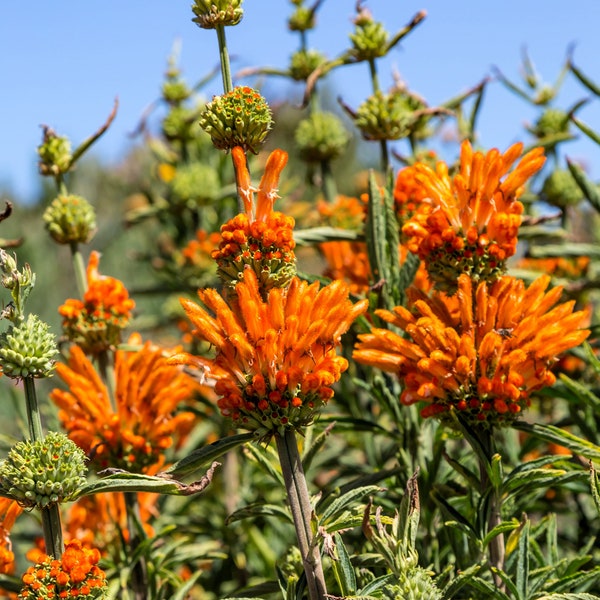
[
  {"xmin": 170, "ymin": 269, "xmax": 369, "ymax": 440},
  {"xmin": 402, "ymin": 140, "xmax": 546, "ymax": 293},
  {"xmin": 212, "ymin": 147, "xmax": 296, "ymax": 293},
  {"xmin": 50, "ymin": 333, "xmax": 198, "ymax": 473},
  {"xmin": 58, "ymin": 251, "xmax": 135, "ymax": 355},
  {"xmin": 354, "ymin": 274, "xmax": 589, "ymax": 428}
]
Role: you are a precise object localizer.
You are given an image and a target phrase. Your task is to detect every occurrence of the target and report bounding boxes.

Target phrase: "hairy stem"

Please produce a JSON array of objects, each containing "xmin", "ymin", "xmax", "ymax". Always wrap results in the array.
[{"xmin": 276, "ymin": 429, "xmax": 328, "ymax": 600}]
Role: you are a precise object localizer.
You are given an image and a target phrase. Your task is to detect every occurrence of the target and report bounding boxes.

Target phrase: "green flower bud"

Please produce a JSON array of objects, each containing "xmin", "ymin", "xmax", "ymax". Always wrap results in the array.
[
  {"xmin": 542, "ymin": 169, "xmax": 584, "ymax": 208},
  {"xmin": 353, "ymin": 90, "xmax": 427, "ymax": 141},
  {"xmin": 171, "ymin": 163, "xmax": 220, "ymax": 206},
  {"xmin": 295, "ymin": 112, "xmax": 349, "ymax": 162},
  {"xmin": 288, "ymin": 6, "xmax": 315, "ymax": 32},
  {"xmin": 350, "ymin": 11, "xmax": 389, "ymax": 61},
  {"xmin": 162, "ymin": 78, "xmax": 192, "ymax": 105},
  {"xmin": 43, "ymin": 194, "xmax": 97, "ymax": 245},
  {"xmin": 289, "ymin": 49, "xmax": 326, "ymax": 81},
  {"xmin": 381, "ymin": 568, "xmax": 442, "ymax": 600},
  {"xmin": 162, "ymin": 105, "xmax": 203, "ymax": 142},
  {"xmin": 192, "ymin": 0, "xmax": 243, "ymax": 28},
  {"xmin": 0, "ymin": 432, "xmax": 87, "ymax": 509},
  {"xmin": 530, "ymin": 107, "xmax": 570, "ymax": 139},
  {"xmin": 0, "ymin": 314, "xmax": 57, "ymax": 379},
  {"xmin": 37, "ymin": 127, "xmax": 72, "ymax": 177},
  {"xmin": 199, "ymin": 86, "xmax": 273, "ymax": 153}
]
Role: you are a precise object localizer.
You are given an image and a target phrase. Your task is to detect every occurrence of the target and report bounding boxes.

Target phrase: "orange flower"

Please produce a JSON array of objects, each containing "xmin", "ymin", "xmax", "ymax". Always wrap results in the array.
[
  {"xmin": 180, "ymin": 230, "xmax": 222, "ymax": 268},
  {"xmin": 517, "ymin": 255, "xmax": 590, "ymax": 279},
  {"xmin": 394, "ymin": 164, "xmax": 431, "ymax": 223},
  {"xmin": 402, "ymin": 140, "xmax": 546, "ymax": 292},
  {"xmin": 0, "ymin": 498, "xmax": 22, "ymax": 578},
  {"xmin": 59, "ymin": 251, "xmax": 135, "ymax": 354},
  {"xmin": 20, "ymin": 540, "xmax": 106, "ymax": 599},
  {"xmin": 50, "ymin": 333, "xmax": 198, "ymax": 472},
  {"xmin": 170, "ymin": 268, "xmax": 368, "ymax": 438},
  {"xmin": 320, "ymin": 241, "xmax": 371, "ymax": 295},
  {"xmin": 212, "ymin": 146, "xmax": 296, "ymax": 292},
  {"xmin": 317, "ymin": 194, "xmax": 367, "ymax": 230},
  {"xmin": 354, "ymin": 274, "xmax": 589, "ymax": 427}
]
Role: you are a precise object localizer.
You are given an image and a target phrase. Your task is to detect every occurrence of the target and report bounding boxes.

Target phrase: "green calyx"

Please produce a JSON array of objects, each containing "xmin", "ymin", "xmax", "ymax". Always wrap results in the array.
[
  {"xmin": 295, "ymin": 111, "xmax": 350, "ymax": 162},
  {"xmin": 199, "ymin": 86, "xmax": 273, "ymax": 153},
  {"xmin": 43, "ymin": 194, "xmax": 97, "ymax": 245},
  {"xmin": 0, "ymin": 432, "xmax": 87, "ymax": 508},
  {"xmin": 0, "ymin": 314, "xmax": 57, "ymax": 379},
  {"xmin": 192, "ymin": 0, "xmax": 244, "ymax": 28}
]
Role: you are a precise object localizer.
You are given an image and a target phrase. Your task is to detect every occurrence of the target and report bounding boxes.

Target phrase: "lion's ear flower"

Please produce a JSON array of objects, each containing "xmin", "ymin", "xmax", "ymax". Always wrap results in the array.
[
  {"xmin": 353, "ymin": 274, "xmax": 589, "ymax": 428},
  {"xmin": 169, "ymin": 269, "xmax": 368, "ymax": 440}
]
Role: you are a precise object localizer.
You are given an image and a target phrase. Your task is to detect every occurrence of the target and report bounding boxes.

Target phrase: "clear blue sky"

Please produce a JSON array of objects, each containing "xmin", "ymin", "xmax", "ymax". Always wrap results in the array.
[{"xmin": 1, "ymin": 1, "xmax": 598, "ymax": 202}]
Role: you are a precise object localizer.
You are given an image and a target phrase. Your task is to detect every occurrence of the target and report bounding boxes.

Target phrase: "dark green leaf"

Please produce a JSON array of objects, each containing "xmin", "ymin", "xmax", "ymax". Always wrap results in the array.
[
  {"xmin": 516, "ymin": 519, "xmax": 530, "ymax": 600},
  {"xmin": 567, "ymin": 159, "xmax": 600, "ymax": 214},
  {"xmin": 319, "ymin": 485, "xmax": 383, "ymax": 524},
  {"xmin": 333, "ymin": 532, "xmax": 357, "ymax": 596},
  {"xmin": 225, "ymin": 502, "xmax": 292, "ymax": 525}
]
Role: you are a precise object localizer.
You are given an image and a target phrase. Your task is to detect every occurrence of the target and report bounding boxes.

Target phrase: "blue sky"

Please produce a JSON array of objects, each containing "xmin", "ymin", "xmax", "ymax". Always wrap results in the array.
[{"xmin": 1, "ymin": 1, "xmax": 598, "ymax": 202}]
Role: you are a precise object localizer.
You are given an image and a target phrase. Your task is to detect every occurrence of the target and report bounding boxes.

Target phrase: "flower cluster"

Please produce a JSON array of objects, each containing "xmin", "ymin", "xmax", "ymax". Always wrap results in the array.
[
  {"xmin": 354, "ymin": 274, "xmax": 589, "ymax": 427},
  {"xmin": 19, "ymin": 540, "xmax": 107, "ymax": 599},
  {"xmin": 0, "ymin": 498, "xmax": 22, "ymax": 576},
  {"xmin": 170, "ymin": 269, "xmax": 368, "ymax": 439},
  {"xmin": 58, "ymin": 252, "xmax": 135, "ymax": 354},
  {"xmin": 402, "ymin": 140, "xmax": 546, "ymax": 293},
  {"xmin": 50, "ymin": 334, "xmax": 198, "ymax": 472}
]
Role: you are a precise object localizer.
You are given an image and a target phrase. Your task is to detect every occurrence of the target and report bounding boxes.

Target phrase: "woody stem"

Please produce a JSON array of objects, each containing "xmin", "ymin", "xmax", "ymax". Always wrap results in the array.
[{"xmin": 276, "ymin": 429, "xmax": 328, "ymax": 600}]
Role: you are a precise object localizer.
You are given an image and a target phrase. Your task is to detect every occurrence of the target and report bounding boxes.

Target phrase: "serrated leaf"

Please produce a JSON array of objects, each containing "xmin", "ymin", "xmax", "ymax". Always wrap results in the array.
[
  {"xmin": 164, "ymin": 432, "xmax": 254, "ymax": 477},
  {"xmin": 493, "ymin": 567, "xmax": 521, "ymax": 600},
  {"xmin": 333, "ymin": 532, "xmax": 357, "ymax": 596},
  {"xmin": 482, "ymin": 519, "xmax": 520, "ymax": 549},
  {"xmin": 319, "ymin": 485, "xmax": 383, "ymax": 524},
  {"xmin": 358, "ymin": 574, "xmax": 394, "ymax": 595},
  {"xmin": 547, "ymin": 566, "xmax": 600, "ymax": 594},
  {"xmin": 225, "ymin": 502, "xmax": 292, "ymax": 525},
  {"xmin": 503, "ymin": 467, "xmax": 581, "ymax": 494}
]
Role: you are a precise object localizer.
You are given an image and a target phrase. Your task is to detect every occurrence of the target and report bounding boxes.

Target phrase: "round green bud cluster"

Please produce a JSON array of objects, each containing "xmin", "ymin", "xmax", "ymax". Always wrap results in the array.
[
  {"xmin": 162, "ymin": 105, "xmax": 202, "ymax": 142},
  {"xmin": 0, "ymin": 314, "xmax": 57, "ymax": 379},
  {"xmin": 295, "ymin": 112, "xmax": 350, "ymax": 162},
  {"xmin": 542, "ymin": 169, "xmax": 584, "ymax": 208},
  {"xmin": 288, "ymin": 6, "xmax": 316, "ymax": 32},
  {"xmin": 289, "ymin": 49, "xmax": 326, "ymax": 81},
  {"xmin": 38, "ymin": 128, "xmax": 72, "ymax": 177},
  {"xmin": 354, "ymin": 91, "xmax": 427, "ymax": 141},
  {"xmin": 530, "ymin": 107, "xmax": 570, "ymax": 139},
  {"xmin": 162, "ymin": 78, "xmax": 192, "ymax": 105},
  {"xmin": 170, "ymin": 163, "xmax": 220, "ymax": 206},
  {"xmin": 43, "ymin": 194, "xmax": 97, "ymax": 245},
  {"xmin": 0, "ymin": 432, "xmax": 87, "ymax": 508},
  {"xmin": 381, "ymin": 568, "xmax": 442, "ymax": 600},
  {"xmin": 192, "ymin": 0, "xmax": 243, "ymax": 28},
  {"xmin": 199, "ymin": 86, "xmax": 273, "ymax": 153},
  {"xmin": 350, "ymin": 15, "xmax": 389, "ymax": 60}
]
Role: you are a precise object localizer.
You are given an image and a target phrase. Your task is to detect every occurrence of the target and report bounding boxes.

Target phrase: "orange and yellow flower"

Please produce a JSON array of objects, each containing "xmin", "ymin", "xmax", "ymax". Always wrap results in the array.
[
  {"xmin": 50, "ymin": 333, "xmax": 198, "ymax": 472},
  {"xmin": 402, "ymin": 140, "xmax": 546, "ymax": 292},
  {"xmin": 59, "ymin": 251, "xmax": 135, "ymax": 354},
  {"xmin": 354, "ymin": 274, "xmax": 589, "ymax": 427},
  {"xmin": 170, "ymin": 268, "xmax": 368, "ymax": 438},
  {"xmin": 212, "ymin": 146, "xmax": 296, "ymax": 292},
  {"xmin": 0, "ymin": 498, "xmax": 22, "ymax": 576}
]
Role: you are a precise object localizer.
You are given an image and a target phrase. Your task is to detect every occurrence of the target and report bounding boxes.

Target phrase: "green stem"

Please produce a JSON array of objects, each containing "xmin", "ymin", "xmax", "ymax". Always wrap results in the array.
[
  {"xmin": 216, "ymin": 24, "xmax": 233, "ymax": 94},
  {"xmin": 69, "ymin": 242, "xmax": 88, "ymax": 297},
  {"xmin": 124, "ymin": 491, "xmax": 148, "ymax": 600},
  {"xmin": 24, "ymin": 377, "xmax": 65, "ymax": 558},
  {"xmin": 275, "ymin": 429, "xmax": 328, "ymax": 600},
  {"xmin": 320, "ymin": 159, "xmax": 337, "ymax": 204},
  {"xmin": 97, "ymin": 350, "xmax": 117, "ymax": 412}
]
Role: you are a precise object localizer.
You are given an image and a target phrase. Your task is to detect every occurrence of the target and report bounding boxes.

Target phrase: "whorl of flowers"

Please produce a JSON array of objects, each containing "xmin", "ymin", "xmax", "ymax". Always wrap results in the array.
[{"xmin": 43, "ymin": 194, "xmax": 97, "ymax": 245}]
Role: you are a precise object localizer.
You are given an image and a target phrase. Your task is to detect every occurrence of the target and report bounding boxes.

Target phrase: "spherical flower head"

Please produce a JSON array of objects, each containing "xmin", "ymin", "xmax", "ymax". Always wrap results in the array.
[
  {"xmin": 402, "ymin": 140, "xmax": 546, "ymax": 293},
  {"xmin": 43, "ymin": 194, "xmax": 97, "ymax": 245},
  {"xmin": 170, "ymin": 269, "xmax": 369, "ymax": 440},
  {"xmin": 19, "ymin": 540, "xmax": 107, "ymax": 599},
  {"xmin": 289, "ymin": 48, "xmax": 326, "ymax": 81},
  {"xmin": 162, "ymin": 105, "xmax": 202, "ymax": 142},
  {"xmin": 58, "ymin": 251, "xmax": 135, "ymax": 355},
  {"xmin": 382, "ymin": 570, "xmax": 442, "ymax": 600},
  {"xmin": 350, "ymin": 9, "xmax": 389, "ymax": 60},
  {"xmin": 542, "ymin": 168, "xmax": 584, "ymax": 209},
  {"xmin": 354, "ymin": 274, "xmax": 590, "ymax": 429},
  {"xmin": 213, "ymin": 147, "xmax": 296, "ymax": 293},
  {"xmin": 0, "ymin": 314, "xmax": 57, "ymax": 379},
  {"xmin": 170, "ymin": 163, "xmax": 220, "ymax": 206},
  {"xmin": 199, "ymin": 87, "xmax": 272, "ymax": 154},
  {"xmin": 529, "ymin": 107, "xmax": 570, "ymax": 140},
  {"xmin": 288, "ymin": 4, "xmax": 316, "ymax": 31},
  {"xmin": 354, "ymin": 90, "xmax": 427, "ymax": 142},
  {"xmin": 50, "ymin": 334, "xmax": 198, "ymax": 473},
  {"xmin": 295, "ymin": 111, "xmax": 350, "ymax": 163},
  {"xmin": 191, "ymin": 0, "xmax": 243, "ymax": 28},
  {"xmin": 37, "ymin": 127, "xmax": 72, "ymax": 177},
  {"xmin": 0, "ymin": 432, "xmax": 87, "ymax": 509}
]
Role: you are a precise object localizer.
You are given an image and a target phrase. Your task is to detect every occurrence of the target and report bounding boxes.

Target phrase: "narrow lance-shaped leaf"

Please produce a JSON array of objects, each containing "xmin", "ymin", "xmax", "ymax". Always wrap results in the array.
[{"xmin": 567, "ymin": 158, "xmax": 600, "ymax": 214}]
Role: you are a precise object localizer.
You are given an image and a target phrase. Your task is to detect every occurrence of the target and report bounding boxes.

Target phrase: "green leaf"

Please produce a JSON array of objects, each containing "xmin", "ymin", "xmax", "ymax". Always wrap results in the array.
[
  {"xmin": 503, "ymin": 468, "xmax": 583, "ymax": 495},
  {"xmin": 567, "ymin": 159, "xmax": 600, "ymax": 214},
  {"xmin": 559, "ymin": 373, "xmax": 600, "ymax": 415},
  {"xmin": 571, "ymin": 117, "xmax": 600, "ymax": 146},
  {"xmin": 225, "ymin": 502, "xmax": 293, "ymax": 525},
  {"xmin": 590, "ymin": 464, "xmax": 600, "ymax": 517},
  {"xmin": 76, "ymin": 463, "xmax": 219, "ymax": 499},
  {"xmin": 536, "ymin": 594, "xmax": 600, "ymax": 600},
  {"xmin": 164, "ymin": 432, "xmax": 254, "ymax": 477},
  {"xmin": 294, "ymin": 226, "xmax": 361, "ymax": 245},
  {"xmin": 171, "ymin": 571, "xmax": 204, "ymax": 600},
  {"xmin": 333, "ymin": 532, "xmax": 357, "ymax": 596},
  {"xmin": 244, "ymin": 442, "xmax": 285, "ymax": 486},
  {"xmin": 482, "ymin": 519, "xmax": 520, "ymax": 549},
  {"xmin": 516, "ymin": 518, "xmax": 530, "ymax": 600},
  {"xmin": 319, "ymin": 485, "xmax": 383, "ymax": 525},
  {"xmin": 439, "ymin": 563, "xmax": 482, "ymax": 598},
  {"xmin": 301, "ymin": 422, "xmax": 335, "ymax": 472},
  {"xmin": 492, "ymin": 567, "xmax": 521, "ymax": 600},
  {"xmin": 358, "ymin": 574, "xmax": 394, "ymax": 595},
  {"xmin": 466, "ymin": 576, "xmax": 512, "ymax": 600},
  {"xmin": 547, "ymin": 566, "xmax": 600, "ymax": 594},
  {"xmin": 569, "ymin": 60, "xmax": 600, "ymax": 96}
]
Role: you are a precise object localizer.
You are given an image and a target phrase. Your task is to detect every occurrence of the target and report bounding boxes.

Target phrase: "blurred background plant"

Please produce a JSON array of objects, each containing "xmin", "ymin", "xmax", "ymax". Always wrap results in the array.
[{"xmin": 0, "ymin": 1, "xmax": 599, "ymax": 599}]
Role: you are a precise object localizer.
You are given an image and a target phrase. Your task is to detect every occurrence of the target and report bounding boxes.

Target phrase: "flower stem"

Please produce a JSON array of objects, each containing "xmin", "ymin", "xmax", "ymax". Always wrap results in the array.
[
  {"xmin": 23, "ymin": 376, "xmax": 65, "ymax": 558},
  {"xmin": 275, "ymin": 429, "xmax": 328, "ymax": 599},
  {"xmin": 124, "ymin": 491, "xmax": 148, "ymax": 600},
  {"xmin": 215, "ymin": 24, "xmax": 233, "ymax": 94},
  {"xmin": 69, "ymin": 241, "xmax": 88, "ymax": 297}
]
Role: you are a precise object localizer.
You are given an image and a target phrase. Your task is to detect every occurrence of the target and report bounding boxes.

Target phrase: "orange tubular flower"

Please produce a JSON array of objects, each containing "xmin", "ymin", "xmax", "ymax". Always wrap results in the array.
[
  {"xmin": 59, "ymin": 251, "xmax": 135, "ymax": 354},
  {"xmin": 394, "ymin": 164, "xmax": 431, "ymax": 223},
  {"xmin": 0, "ymin": 498, "xmax": 22, "ymax": 578},
  {"xmin": 212, "ymin": 146, "xmax": 296, "ymax": 293},
  {"xmin": 170, "ymin": 268, "xmax": 369, "ymax": 439},
  {"xmin": 50, "ymin": 333, "xmax": 198, "ymax": 472},
  {"xmin": 354, "ymin": 274, "xmax": 589, "ymax": 428},
  {"xmin": 402, "ymin": 140, "xmax": 546, "ymax": 292}
]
